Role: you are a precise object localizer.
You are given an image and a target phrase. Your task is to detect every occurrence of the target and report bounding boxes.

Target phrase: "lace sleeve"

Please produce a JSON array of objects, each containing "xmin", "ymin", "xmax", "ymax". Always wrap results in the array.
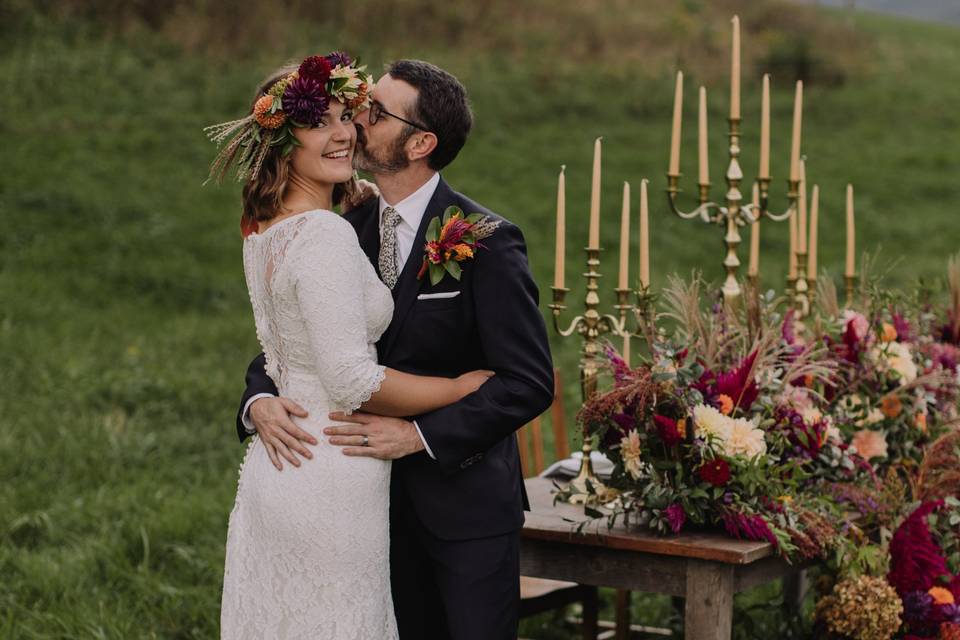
[{"xmin": 290, "ymin": 215, "xmax": 386, "ymax": 413}]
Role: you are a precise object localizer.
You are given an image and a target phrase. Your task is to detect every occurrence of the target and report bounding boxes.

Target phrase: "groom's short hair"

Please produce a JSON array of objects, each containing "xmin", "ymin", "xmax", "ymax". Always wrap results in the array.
[{"xmin": 387, "ymin": 59, "xmax": 473, "ymax": 171}]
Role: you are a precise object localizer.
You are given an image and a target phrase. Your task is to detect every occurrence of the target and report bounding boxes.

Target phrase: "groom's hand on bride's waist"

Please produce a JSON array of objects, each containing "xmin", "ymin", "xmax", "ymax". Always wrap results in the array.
[
  {"xmin": 324, "ymin": 412, "xmax": 426, "ymax": 460},
  {"xmin": 249, "ymin": 396, "xmax": 318, "ymax": 471}
]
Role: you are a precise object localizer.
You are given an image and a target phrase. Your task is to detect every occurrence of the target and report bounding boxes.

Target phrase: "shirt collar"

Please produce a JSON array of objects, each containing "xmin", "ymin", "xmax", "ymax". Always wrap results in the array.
[{"xmin": 378, "ymin": 172, "xmax": 441, "ymax": 230}]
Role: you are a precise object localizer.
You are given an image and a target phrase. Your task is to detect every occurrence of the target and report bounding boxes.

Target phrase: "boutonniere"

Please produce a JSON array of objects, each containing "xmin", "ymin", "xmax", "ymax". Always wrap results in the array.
[{"xmin": 417, "ymin": 206, "xmax": 501, "ymax": 285}]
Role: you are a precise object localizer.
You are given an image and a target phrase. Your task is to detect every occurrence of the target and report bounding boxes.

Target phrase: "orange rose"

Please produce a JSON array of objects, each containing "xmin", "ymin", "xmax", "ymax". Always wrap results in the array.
[
  {"xmin": 915, "ymin": 413, "xmax": 928, "ymax": 433},
  {"xmin": 677, "ymin": 418, "xmax": 687, "ymax": 438}
]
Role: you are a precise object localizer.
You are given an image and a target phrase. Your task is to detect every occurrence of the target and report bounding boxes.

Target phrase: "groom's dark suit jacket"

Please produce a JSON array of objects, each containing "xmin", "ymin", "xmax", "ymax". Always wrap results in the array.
[{"xmin": 236, "ymin": 177, "xmax": 554, "ymax": 541}]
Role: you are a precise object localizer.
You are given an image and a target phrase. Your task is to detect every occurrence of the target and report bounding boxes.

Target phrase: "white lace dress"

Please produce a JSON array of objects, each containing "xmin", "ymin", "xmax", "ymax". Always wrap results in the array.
[{"xmin": 221, "ymin": 210, "xmax": 397, "ymax": 640}]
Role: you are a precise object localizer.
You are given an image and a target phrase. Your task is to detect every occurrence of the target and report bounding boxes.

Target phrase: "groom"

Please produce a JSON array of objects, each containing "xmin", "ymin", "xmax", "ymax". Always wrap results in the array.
[{"xmin": 236, "ymin": 59, "xmax": 554, "ymax": 639}]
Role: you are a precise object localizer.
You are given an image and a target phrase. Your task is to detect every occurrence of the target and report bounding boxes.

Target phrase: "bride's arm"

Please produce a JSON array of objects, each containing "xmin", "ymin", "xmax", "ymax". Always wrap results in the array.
[
  {"xmin": 293, "ymin": 216, "xmax": 492, "ymax": 419},
  {"xmin": 360, "ymin": 368, "xmax": 493, "ymax": 417}
]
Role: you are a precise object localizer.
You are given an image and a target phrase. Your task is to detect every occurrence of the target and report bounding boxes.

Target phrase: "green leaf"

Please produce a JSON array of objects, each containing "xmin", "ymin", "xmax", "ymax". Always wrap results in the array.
[
  {"xmin": 443, "ymin": 206, "xmax": 461, "ymax": 224},
  {"xmin": 465, "ymin": 213, "xmax": 484, "ymax": 224},
  {"xmin": 443, "ymin": 260, "xmax": 462, "ymax": 280},
  {"xmin": 425, "ymin": 216, "xmax": 441, "ymax": 241},
  {"xmin": 429, "ymin": 263, "xmax": 445, "ymax": 286}
]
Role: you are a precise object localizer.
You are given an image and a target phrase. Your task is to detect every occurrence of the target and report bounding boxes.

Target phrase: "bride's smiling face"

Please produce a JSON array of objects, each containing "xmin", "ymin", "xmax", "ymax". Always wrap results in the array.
[{"xmin": 289, "ymin": 101, "xmax": 356, "ymax": 186}]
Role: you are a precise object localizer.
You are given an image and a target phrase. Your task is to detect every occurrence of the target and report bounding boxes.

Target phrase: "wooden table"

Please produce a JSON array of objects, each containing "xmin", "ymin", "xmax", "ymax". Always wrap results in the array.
[{"xmin": 520, "ymin": 478, "xmax": 804, "ymax": 640}]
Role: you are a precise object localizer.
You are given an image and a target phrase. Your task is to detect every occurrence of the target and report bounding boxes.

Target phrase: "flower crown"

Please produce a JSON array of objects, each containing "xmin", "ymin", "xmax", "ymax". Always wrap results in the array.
[{"xmin": 204, "ymin": 51, "xmax": 373, "ymax": 183}]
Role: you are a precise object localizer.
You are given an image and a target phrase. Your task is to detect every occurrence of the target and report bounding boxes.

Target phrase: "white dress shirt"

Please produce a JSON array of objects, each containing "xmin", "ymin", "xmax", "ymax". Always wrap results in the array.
[{"xmin": 243, "ymin": 173, "xmax": 441, "ymax": 458}]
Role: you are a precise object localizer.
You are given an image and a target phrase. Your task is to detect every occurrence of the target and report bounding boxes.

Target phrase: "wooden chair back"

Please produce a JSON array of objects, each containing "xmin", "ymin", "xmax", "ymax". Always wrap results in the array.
[{"xmin": 517, "ymin": 368, "xmax": 569, "ymax": 478}]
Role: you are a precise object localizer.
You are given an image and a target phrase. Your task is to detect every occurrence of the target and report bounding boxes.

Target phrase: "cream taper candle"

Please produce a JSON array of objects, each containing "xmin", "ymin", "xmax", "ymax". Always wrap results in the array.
[
  {"xmin": 554, "ymin": 165, "xmax": 566, "ymax": 289},
  {"xmin": 639, "ymin": 178, "xmax": 650, "ymax": 288},
  {"xmin": 618, "ymin": 181, "xmax": 630, "ymax": 289},
  {"xmin": 789, "ymin": 81, "xmax": 803, "ymax": 182},
  {"xmin": 669, "ymin": 71, "xmax": 683, "ymax": 176},
  {"xmin": 807, "ymin": 184, "xmax": 819, "ymax": 278},
  {"xmin": 588, "ymin": 137, "xmax": 602, "ymax": 249}
]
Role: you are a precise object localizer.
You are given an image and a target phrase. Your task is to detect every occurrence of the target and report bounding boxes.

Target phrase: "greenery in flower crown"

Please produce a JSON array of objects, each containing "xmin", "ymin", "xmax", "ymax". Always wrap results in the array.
[{"xmin": 204, "ymin": 51, "xmax": 373, "ymax": 183}]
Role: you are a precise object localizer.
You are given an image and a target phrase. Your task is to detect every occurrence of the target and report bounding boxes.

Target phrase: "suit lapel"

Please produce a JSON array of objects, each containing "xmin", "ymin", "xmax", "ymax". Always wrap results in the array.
[{"xmin": 381, "ymin": 177, "xmax": 454, "ymax": 358}]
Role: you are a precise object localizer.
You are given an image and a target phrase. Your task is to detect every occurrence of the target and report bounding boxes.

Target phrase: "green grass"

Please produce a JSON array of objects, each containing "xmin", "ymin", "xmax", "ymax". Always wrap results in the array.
[{"xmin": 2, "ymin": 4, "xmax": 959, "ymax": 638}]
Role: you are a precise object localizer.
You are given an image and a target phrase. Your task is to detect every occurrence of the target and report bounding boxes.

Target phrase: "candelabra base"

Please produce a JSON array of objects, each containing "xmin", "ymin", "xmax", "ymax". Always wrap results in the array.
[{"xmin": 565, "ymin": 443, "xmax": 608, "ymax": 504}]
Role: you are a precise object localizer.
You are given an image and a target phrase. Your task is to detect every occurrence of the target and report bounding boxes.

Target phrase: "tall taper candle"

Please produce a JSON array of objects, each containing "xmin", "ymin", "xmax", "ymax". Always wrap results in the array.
[
  {"xmin": 669, "ymin": 71, "xmax": 684, "ymax": 176},
  {"xmin": 588, "ymin": 137, "xmax": 602, "ymax": 249},
  {"xmin": 789, "ymin": 206, "xmax": 798, "ymax": 280},
  {"xmin": 749, "ymin": 182, "xmax": 760, "ymax": 277},
  {"xmin": 797, "ymin": 159, "xmax": 807, "ymax": 254},
  {"xmin": 730, "ymin": 16, "xmax": 741, "ymax": 120},
  {"xmin": 698, "ymin": 86, "xmax": 709, "ymax": 186},
  {"xmin": 789, "ymin": 81, "xmax": 803, "ymax": 182},
  {"xmin": 846, "ymin": 184, "xmax": 856, "ymax": 277},
  {"xmin": 618, "ymin": 181, "xmax": 630, "ymax": 289},
  {"xmin": 639, "ymin": 179, "xmax": 650, "ymax": 288},
  {"xmin": 759, "ymin": 74, "xmax": 771, "ymax": 180},
  {"xmin": 554, "ymin": 165, "xmax": 566, "ymax": 289},
  {"xmin": 808, "ymin": 184, "xmax": 819, "ymax": 277}
]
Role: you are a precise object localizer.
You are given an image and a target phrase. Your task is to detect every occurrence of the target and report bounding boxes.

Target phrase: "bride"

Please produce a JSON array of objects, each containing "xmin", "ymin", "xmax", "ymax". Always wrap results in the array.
[{"xmin": 206, "ymin": 52, "xmax": 493, "ymax": 639}]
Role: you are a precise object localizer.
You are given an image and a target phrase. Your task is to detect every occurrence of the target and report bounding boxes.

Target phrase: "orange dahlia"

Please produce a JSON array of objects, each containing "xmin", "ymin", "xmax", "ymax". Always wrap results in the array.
[
  {"xmin": 929, "ymin": 586, "xmax": 955, "ymax": 605},
  {"xmin": 881, "ymin": 394, "xmax": 903, "ymax": 419},
  {"xmin": 254, "ymin": 95, "xmax": 286, "ymax": 129},
  {"xmin": 717, "ymin": 394, "xmax": 734, "ymax": 416}
]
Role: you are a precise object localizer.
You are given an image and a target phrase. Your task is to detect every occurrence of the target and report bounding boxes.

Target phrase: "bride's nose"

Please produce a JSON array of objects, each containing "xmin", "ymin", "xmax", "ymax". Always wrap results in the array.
[{"xmin": 330, "ymin": 118, "xmax": 353, "ymax": 143}]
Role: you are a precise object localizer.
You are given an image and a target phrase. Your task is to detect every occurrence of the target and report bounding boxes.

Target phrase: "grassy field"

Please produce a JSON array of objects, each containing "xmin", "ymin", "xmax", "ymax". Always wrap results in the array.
[{"xmin": 2, "ymin": 2, "xmax": 959, "ymax": 637}]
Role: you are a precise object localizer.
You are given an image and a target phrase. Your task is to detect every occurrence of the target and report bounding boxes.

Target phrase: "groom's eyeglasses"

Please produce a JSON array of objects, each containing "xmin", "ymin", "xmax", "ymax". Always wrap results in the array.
[{"xmin": 368, "ymin": 101, "xmax": 431, "ymax": 133}]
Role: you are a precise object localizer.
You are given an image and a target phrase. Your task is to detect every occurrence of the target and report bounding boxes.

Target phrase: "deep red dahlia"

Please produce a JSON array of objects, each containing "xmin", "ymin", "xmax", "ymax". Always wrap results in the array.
[
  {"xmin": 653, "ymin": 414, "xmax": 683, "ymax": 447},
  {"xmin": 698, "ymin": 458, "xmax": 731, "ymax": 487},
  {"xmin": 298, "ymin": 55, "xmax": 333, "ymax": 84}
]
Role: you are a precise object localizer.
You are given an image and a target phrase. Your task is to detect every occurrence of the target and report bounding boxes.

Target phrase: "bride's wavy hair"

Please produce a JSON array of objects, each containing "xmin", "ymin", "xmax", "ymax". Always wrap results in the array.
[{"xmin": 241, "ymin": 64, "xmax": 353, "ymax": 224}]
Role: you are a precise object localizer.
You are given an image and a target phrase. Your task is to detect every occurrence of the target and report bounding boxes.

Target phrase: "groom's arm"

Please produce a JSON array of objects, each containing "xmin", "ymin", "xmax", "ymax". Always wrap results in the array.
[
  {"xmin": 236, "ymin": 353, "xmax": 279, "ymax": 442},
  {"xmin": 414, "ymin": 220, "xmax": 555, "ymax": 474}
]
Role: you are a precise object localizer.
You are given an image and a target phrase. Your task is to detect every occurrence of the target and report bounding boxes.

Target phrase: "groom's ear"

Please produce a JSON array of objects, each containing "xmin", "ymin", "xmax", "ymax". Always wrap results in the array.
[{"xmin": 406, "ymin": 131, "xmax": 438, "ymax": 164}]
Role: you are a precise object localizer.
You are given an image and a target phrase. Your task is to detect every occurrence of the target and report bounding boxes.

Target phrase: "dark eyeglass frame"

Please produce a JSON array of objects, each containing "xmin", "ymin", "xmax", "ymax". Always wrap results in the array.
[{"xmin": 368, "ymin": 100, "xmax": 431, "ymax": 133}]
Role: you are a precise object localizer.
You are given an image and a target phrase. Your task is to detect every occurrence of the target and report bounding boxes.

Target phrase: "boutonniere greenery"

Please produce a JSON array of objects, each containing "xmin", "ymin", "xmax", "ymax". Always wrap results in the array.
[{"xmin": 417, "ymin": 206, "xmax": 502, "ymax": 285}]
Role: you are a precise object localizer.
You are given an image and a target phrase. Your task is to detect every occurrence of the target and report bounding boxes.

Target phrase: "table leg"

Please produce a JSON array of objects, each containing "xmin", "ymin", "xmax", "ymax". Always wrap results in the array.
[
  {"xmin": 783, "ymin": 569, "xmax": 808, "ymax": 618},
  {"xmin": 684, "ymin": 560, "xmax": 734, "ymax": 640}
]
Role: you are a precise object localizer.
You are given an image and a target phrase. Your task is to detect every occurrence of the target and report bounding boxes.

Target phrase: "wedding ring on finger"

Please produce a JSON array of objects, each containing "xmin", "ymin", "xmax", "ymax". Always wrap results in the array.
[{"xmin": 361, "ymin": 435, "xmax": 370, "ymax": 447}]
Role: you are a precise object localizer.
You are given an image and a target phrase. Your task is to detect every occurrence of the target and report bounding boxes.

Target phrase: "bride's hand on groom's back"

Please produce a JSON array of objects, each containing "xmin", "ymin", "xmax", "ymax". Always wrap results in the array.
[
  {"xmin": 249, "ymin": 396, "xmax": 318, "ymax": 471},
  {"xmin": 454, "ymin": 370, "xmax": 495, "ymax": 400}
]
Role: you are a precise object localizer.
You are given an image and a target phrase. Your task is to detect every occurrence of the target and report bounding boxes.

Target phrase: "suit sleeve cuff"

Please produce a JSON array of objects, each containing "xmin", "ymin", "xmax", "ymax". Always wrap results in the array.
[
  {"xmin": 412, "ymin": 420, "xmax": 436, "ymax": 459},
  {"xmin": 242, "ymin": 393, "xmax": 276, "ymax": 434}
]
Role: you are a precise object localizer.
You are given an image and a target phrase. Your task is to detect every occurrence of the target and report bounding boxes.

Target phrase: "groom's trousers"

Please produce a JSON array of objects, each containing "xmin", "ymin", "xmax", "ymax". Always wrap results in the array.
[{"xmin": 390, "ymin": 486, "xmax": 520, "ymax": 640}]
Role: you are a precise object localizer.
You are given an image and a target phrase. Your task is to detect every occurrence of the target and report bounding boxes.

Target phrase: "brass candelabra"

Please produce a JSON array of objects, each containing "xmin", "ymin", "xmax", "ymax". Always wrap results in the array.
[
  {"xmin": 666, "ymin": 115, "xmax": 804, "ymax": 311},
  {"xmin": 549, "ymin": 247, "xmax": 641, "ymax": 503}
]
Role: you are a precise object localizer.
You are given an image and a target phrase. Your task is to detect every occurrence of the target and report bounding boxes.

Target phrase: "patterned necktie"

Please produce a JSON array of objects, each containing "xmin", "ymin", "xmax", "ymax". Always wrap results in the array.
[{"xmin": 378, "ymin": 206, "xmax": 402, "ymax": 289}]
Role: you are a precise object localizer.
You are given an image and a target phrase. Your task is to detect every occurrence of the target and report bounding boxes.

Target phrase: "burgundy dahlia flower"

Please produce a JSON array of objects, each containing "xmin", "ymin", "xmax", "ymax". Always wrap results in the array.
[
  {"xmin": 298, "ymin": 55, "xmax": 333, "ymax": 84},
  {"xmin": 282, "ymin": 77, "xmax": 330, "ymax": 126},
  {"xmin": 653, "ymin": 414, "xmax": 683, "ymax": 447},
  {"xmin": 325, "ymin": 51, "xmax": 352, "ymax": 67},
  {"xmin": 698, "ymin": 458, "xmax": 731, "ymax": 487}
]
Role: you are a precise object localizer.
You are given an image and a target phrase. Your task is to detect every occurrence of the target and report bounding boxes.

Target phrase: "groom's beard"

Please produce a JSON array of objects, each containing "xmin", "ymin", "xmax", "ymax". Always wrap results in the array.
[{"xmin": 354, "ymin": 125, "xmax": 412, "ymax": 173}]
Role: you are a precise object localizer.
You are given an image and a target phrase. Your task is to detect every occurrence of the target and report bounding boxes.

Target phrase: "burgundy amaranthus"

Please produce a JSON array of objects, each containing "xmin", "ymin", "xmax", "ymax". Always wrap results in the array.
[
  {"xmin": 665, "ymin": 504, "xmax": 687, "ymax": 533},
  {"xmin": 888, "ymin": 500, "xmax": 949, "ymax": 595},
  {"xmin": 721, "ymin": 510, "xmax": 778, "ymax": 547}
]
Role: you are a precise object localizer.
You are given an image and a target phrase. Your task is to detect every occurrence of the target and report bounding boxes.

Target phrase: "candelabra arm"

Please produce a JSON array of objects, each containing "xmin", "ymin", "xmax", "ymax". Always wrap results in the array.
[{"xmin": 666, "ymin": 173, "xmax": 723, "ymax": 223}]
